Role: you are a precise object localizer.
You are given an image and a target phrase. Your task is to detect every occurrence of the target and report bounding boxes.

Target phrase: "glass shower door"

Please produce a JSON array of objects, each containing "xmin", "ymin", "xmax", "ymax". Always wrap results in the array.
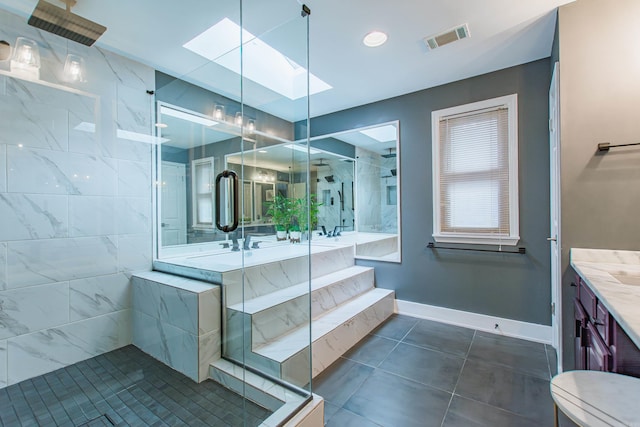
[{"xmin": 153, "ymin": 0, "xmax": 313, "ymax": 424}]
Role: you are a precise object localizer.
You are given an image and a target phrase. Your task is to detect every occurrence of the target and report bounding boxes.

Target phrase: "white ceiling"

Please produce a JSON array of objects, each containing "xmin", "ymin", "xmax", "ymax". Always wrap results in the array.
[{"xmin": 0, "ymin": 0, "xmax": 574, "ymax": 122}]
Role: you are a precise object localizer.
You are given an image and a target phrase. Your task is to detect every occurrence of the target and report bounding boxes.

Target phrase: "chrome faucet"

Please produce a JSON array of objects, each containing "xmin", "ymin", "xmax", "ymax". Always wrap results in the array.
[
  {"xmin": 230, "ymin": 233, "xmax": 240, "ymax": 251},
  {"xmin": 333, "ymin": 226, "xmax": 341, "ymax": 237},
  {"xmin": 243, "ymin": 235, "xmax": 252, "ymax": 250}
]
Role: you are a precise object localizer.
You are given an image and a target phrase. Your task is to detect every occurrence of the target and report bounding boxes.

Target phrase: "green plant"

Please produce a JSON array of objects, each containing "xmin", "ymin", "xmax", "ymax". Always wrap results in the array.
[
  {"xmin": 292, "ymin": 194, "xmax": 322, "ymax": 231},
  {"xmin": 265, "ymin": 193, "xmax": 292, "ymax": 231}
]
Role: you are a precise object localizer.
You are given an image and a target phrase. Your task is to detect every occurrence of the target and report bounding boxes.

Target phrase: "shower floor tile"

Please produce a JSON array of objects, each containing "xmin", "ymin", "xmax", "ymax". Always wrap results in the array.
[{"xmin": 0, "ymin": 345, "xmax": 272, "ymax": 427}]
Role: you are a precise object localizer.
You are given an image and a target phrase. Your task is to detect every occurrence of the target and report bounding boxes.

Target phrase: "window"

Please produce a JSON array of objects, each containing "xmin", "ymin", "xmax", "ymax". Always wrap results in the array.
[
  {"xmin": 192, "ymin": 157, "xmax": 214, "ymax": 228},
  {"xmin": 432, "ymin": 94, "xmax": 519, "ymax": 245}
]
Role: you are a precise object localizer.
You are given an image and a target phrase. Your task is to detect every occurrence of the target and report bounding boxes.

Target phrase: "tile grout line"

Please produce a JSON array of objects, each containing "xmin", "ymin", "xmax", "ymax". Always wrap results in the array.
[{"xmin": 440, "ymin": 329, "xmax": 476, "ymax": 427}]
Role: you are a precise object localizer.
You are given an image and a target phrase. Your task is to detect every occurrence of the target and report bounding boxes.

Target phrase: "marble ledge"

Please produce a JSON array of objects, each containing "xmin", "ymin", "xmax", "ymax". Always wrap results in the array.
[{"xmin": 570, "ymin": 248, "xmax": 640, "ymax": 349}]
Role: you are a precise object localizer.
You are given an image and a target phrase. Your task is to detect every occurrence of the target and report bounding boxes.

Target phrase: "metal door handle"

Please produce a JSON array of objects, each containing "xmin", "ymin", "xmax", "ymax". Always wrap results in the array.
[
  {"xmin": 547, "ymin": 237, "xmax": 557, "ymax": 242},
  {"xmin": 161, "ymin": 223, "xmax": 168, "ymax": 227},
  {"xmin": 215, "ymin": 170, "xmax": 239, "ymax": 233}
]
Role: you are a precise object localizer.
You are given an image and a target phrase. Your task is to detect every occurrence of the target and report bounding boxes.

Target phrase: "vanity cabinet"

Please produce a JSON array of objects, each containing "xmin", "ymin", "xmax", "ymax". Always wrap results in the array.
[{"xmin": 574, "ymin": 275, "xmax": 640, "ymax": 376}]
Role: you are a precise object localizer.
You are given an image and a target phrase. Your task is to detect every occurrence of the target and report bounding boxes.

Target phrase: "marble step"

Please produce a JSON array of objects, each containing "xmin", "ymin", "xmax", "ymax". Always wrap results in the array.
[
  {"xmin": 223, "ymin": 244, "xmax": 356, "ymax": 307},
  {"xmin": 209, "ymin": 359, "xmax": 308, "ymax": 427},
  {"xmin": 253, "ymin": 287, "xmax": 395, "ymax": 386},
  {"xmin": 228, "ymin": 266, "xmax": 375, "ymax": 348}
]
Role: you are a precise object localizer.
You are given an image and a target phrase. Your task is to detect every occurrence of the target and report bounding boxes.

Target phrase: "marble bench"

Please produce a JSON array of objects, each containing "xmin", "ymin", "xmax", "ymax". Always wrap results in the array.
[
  {"xmin": 551, "ymin": 370, "xmax": 640, "ymax": 427},
  {"xmin": 131, "ymin": 271, "xmax": 221, "ymax": 382}
]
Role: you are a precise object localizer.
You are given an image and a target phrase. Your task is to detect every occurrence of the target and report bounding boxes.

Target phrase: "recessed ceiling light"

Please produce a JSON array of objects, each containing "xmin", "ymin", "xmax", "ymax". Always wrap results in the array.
[{"xmin": 363, "ymin": 31, "xmax": 388, "ymax": 47}]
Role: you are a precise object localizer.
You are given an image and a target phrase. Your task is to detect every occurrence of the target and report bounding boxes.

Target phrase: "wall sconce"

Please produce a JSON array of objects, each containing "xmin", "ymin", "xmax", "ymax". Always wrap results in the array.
[
  {"xmin": 0, "ymin": 40, "xmax": 10, "ymax": 61},
  {"xmin": 213, "ymin": 105, "xmax": 225, "ymax": 121},
  {"xmin": 235, "ymin": 112, "xmax": 243, "ymax": 127},
  {"xmin": 63, "ymin": 54, "xmax": 86, "ymax": 82},
  {"xmin": 11, "ymin": 37, "xmax": 40, "ymax": 79}
]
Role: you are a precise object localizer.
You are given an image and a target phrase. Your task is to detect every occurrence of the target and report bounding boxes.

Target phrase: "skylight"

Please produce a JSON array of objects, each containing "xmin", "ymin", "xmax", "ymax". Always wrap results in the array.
[
  {"xmin": 284, "ymin": 144, "xmax": 321, "ymax": 155},
  {"xmin": 183, "ymin": 18, "xmax": 332, "ymax": 100},
  {"xmin": 160, "ymin": 106, "xmax": 218, "ymax": 127},
  {"xmin": 359, "ymin": 125, "xmax": 397, "ymax": 142}
]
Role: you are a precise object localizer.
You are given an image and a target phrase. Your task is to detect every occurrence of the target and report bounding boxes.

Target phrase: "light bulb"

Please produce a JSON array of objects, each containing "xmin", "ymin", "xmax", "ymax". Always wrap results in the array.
[
  {"xmin": 214, "ymin": 105, "xmax": 225, "ymax": 120},
  {"xmin": 64, "ymin": 54, "xmax": 86, "ymax": 82},
  {"xmin": 235, "ymin": 112, "xmax": 243, "ymax": 126}
]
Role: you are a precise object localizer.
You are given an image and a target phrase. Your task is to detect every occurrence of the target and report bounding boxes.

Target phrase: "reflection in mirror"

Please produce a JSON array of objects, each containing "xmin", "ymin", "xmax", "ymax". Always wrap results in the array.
[
  {"xmin": 311, "ymin": 122, "xmax": 400, "ymax": 262},
  {"xmin": 156, "ymin": 102, "xmax": 399, "ymax": 262}
]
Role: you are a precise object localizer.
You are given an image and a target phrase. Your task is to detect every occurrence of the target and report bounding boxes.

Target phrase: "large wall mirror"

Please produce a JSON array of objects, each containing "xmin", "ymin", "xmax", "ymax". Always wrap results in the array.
[{"xmin": 156, "ymin": 102, "xmax": 400, "ymax": 262}]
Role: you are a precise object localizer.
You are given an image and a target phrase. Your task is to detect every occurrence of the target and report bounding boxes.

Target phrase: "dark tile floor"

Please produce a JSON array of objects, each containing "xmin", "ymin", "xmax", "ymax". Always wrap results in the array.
[
  {"xmin": 315, "ymin": 314, "xmax": 578, "ymax": 427},
  {"xmin": 0, "ymin": 345, "xmax": 272, "ymax": 427}
]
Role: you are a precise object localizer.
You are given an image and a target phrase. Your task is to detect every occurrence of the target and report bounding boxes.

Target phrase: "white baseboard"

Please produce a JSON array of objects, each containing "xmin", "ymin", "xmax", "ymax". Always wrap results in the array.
[{"xmin": 395, "ymin": 299, "xmax": 552, "ymax": 345}]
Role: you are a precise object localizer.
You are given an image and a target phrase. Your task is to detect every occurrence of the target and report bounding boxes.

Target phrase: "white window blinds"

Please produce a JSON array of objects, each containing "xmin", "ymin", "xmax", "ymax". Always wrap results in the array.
[{"xmin": 432, "ymin": 95, "xmax": 519, "ymax": 245}]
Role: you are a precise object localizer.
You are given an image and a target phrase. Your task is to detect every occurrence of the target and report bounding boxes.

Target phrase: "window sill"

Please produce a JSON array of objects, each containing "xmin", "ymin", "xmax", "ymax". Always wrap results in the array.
[{"xmin": 433, "ymin": 234, "xmax": 520, "ymax": 246}]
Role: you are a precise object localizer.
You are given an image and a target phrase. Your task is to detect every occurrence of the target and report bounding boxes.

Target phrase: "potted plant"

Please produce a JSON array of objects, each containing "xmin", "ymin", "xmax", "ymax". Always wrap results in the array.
[
  {"xmin": 289, "ymin": 223, "xmax": 301, "ymax": 243},
  {"xmin": 293, "ymin": 195, "xmax": 322, "ymax": 239},
  {"xmin": 265, "ymin": 193, "xmax": 292, "ymax": 241}
]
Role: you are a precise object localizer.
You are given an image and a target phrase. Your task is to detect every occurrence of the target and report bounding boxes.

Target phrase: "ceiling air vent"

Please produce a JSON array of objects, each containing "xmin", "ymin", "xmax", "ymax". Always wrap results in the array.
[{"xmin": 423, "ymin": 23, "xmax": 470, "ymax": 51}]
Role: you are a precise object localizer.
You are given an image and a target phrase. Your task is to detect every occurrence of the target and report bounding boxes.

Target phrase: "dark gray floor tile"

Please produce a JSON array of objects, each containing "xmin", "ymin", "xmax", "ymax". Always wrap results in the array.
[
  {"xmin": 323, "ymin": 401, "xmax": 341, "ymax": 422},
  {"xmin": 344, "ymin": 370, "xmax": 450, "ymax": 427},
  {"xmin": 403, "ymin": 319, "xmax": 475, "ymax": 357},
  {"xmin": 313, "ymin": 359, "xmax": 374, "ymax": 407},
  {"xmin": 379, "ymin": 342, "xmax": 464, "ymax": 392},
  {"xmin": 342, "ymin": 335, "xmax": 398, "ymax": 367},
  {"xmin": 370, "ymin": 314, "xmax": 418, "ymax": 341},
  {"xmin": 443, "ymin": 395, "xmax": 541, "ymax": 427},
  {"xmin": 455, "ymin": 359, "xmax": 554, "ymax": 425},
  {"xmin": 326, "ymin": 408, "xmax": 383, "ymax": 427},
  {"xmin": 467, "ymin": 332, "xmax": 550, "ymax": 379}
]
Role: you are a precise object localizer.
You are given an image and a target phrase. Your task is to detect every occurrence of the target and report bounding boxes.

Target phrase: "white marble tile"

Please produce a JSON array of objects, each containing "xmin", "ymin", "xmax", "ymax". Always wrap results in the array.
[
  {"xmin": 4, "ymin": 73, "xmax": 97, "ymax": 113},
  {"xmin": 68, "ymin": 121, "xmax": 100, "ymax": 157},
  {"xmin": 199, "ymin": 288, "xmax": 221, "ymax": 335},
  {"xmin": 0, "ymin": 98, "xmax": 69, "ymax": 151},
  {"xmin": 117, "ymin": 234, "xmax": 152, "ymax": 273},
  {"xmin": 69, "ymin": 196, "xmax": 117, "ymax": 237},
  {"xmin": 132, "ymin": 310, "xmax": 197, "ymax": 381},
  {"xmin": 7, "ymin": 146, "xmax": 118, "ymax": 196},
  {"xmin": 116, "ymin": 139, "xmax": 152, "ymax": 163},
  {"xmin": 0, "ymin": 339, "xmax": 6, "ymax": 388},
  {"xmin": 92, "ymin": 47, "xmax": 155, "ymax": 92},
  {"xmin": 117, "ymin": 160, "xmax": 150, "ymax": 197},
  {"xmin": 70, "ymin": 273, "xmax": 131, "ymax": 321},
  {"xmin": 0, "ymin": 144, "xmax": 6, "ymax": 192},
  {"xmin": 0, "ymin": 282, "xmax": 70, "ymax": 340},
  {"xmin": 198, "ymin": 330, "xmax": 221, "ymax": 382},
  {"xmin": 133, "ymin": 271, "xmax": 218, "ymax": 294},
  {"xmin": 159, "ymin": 285, "xmax": 197, "ymax": 334},
  {"xmin": 7, "ymin": 236, "xmax": 118, "ymax": 288},
  {"xmin": 116, "ymin": 83, "xmax": 152, "ymax": 135},
  {"xmin": 7, "ymin": 310, "xmax": 131, "ymax": 385},
  {"xmin": 0, "ymin": 243, "xmax": 6, "ymax": 290},
  {"xmin": 115, "ymin": 197, "xmax": 151, "ymax": 235},
  {"xmin": 0, "ymin": 193, "xmax": 68, "ymax": 241},
  {"xmin": 132, "ymin": 276, "xmax": 160, "ymax": 319}
]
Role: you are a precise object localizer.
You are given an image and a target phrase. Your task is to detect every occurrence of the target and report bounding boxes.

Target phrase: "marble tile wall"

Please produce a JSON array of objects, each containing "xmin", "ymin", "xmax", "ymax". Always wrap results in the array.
[
  {"xmin": 0, "ymin": 9, "xmax": 154, "ymax": 388},
  {"xmin": 132, "ymin": 273, "xmax": 221, "ymax": 383},
  {"xmin": 355, "ymin": 148, "xmax": 398, "ymax": 234},
  {"xmin": 316, "ymin": 159, "xmax": 355, "ymax": 232}
]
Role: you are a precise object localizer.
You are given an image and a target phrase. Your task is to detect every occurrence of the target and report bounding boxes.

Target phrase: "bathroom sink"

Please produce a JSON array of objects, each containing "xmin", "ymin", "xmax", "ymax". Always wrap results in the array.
[{"xmin": 611, "ymin": 273, "xmax": 640, "ymax": 286}]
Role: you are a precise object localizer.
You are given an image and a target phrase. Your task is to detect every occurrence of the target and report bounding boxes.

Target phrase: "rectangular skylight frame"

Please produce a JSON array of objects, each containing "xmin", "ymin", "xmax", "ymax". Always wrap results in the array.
[{"xmin": 183, "ymin": 18, "xmax": 331, "ymax": 100}]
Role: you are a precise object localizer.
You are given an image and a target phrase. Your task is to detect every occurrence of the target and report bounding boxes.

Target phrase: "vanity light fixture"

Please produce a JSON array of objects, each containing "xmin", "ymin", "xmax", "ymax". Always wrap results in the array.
[
  {"xmin": 235, "ymin": 112, "xmax": 243, "ymax": 127},
  {"xmin": 63, "ymin": 53, "xmax": 86, "ymax": 82},
  {"xmin": 213, "ymin": 104, "xmax": 225, "ymax": 121},
  {"xmin": 363, "ymin": 30, "xmax": 388, "ymax": 47},
  {"xmin": 247, "ymin": 119, "xmax": 256, "ymax": 133},
  {"xmin": 0, "ymin": 40, "xmax": 10, "ymax": 61},
  {"xmin": 11, "ymin": 37, "xmax": 40, "ymax": 79}
]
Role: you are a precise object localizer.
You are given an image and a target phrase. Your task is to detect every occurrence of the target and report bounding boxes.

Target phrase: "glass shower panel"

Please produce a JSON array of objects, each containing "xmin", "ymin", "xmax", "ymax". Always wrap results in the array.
[{"xmin": 153, "ymin": 0, "xmax": 312, "ymax": 423}]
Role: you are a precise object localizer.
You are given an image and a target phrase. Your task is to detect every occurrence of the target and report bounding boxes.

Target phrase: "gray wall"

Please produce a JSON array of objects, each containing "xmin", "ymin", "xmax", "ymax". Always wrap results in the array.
[
  {"xmin": 557, "ymin": 0, "xmax": 640, "ymax": 368},
  {"xmin": 306, "ymin": 59, "xmax": 553, "ymax": 325}
]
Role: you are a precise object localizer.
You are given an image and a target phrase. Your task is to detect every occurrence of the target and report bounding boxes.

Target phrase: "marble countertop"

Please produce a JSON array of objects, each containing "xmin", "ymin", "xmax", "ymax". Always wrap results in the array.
[
  {"xmin": 551, "ymin": 370, "xmax": 640, "ymax": 426},
  {"xmin": 571, "ymin": 248, "xmax": 640, "ymax": 349}
]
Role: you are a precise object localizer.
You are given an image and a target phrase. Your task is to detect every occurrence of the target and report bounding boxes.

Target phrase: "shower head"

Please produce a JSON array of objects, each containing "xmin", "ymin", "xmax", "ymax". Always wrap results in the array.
[
  {"xmin": 324, "ymin": 175, "xmax": 334, "ymax": 183},
  {"xmin": 28, "ymin": 0, "xmax": 107, "ymax": 46},
  {"xmin": 381, "ymin": 148, "xmax": 396, "ymax": 158}
]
